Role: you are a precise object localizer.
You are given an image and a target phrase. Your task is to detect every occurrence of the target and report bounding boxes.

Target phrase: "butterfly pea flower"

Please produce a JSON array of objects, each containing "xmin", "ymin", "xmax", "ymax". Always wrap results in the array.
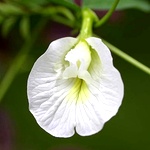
[{"xmin": 27, "ymin": 37, "xmax": 124, "ymax": 137}]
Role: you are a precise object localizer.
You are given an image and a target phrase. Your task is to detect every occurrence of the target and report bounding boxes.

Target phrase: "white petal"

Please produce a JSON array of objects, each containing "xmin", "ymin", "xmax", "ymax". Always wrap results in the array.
[
  {"xmin": 75, "ymin": 81, "xmax": 104, "ymax": 136},
  {"xmin": 27, "ymin": 37, "xmax": 78, "ymax": 137},
  {"xmin": 75, "ymin": 37, "xmax": 124, "ymax": 136},
  {"xmin": 27, "ymin": 36, "xmax": 124, "ymax": 137},
  {"xmin": 86, "ymin": 37, "xmax": 124, "ymax": 121}
]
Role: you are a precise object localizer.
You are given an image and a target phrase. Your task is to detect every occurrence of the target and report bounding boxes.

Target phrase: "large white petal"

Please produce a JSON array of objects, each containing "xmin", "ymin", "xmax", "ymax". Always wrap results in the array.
[
  {"xmin": 27, "ymin": 37, "xmax": 78, "ymax": 137},
  {"xmin": 75, "ymin": 37, "xmax": 124, "ymax": 136},
  {"xmin": 86, "ymin": 37, "xmax": 124, "ymax": 122}
]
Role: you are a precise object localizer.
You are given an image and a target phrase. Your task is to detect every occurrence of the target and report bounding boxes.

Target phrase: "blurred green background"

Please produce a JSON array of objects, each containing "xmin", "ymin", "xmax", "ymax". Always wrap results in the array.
[{"xmin": 0, "ymin": 1, "xmax": 150, "ymax": 150}]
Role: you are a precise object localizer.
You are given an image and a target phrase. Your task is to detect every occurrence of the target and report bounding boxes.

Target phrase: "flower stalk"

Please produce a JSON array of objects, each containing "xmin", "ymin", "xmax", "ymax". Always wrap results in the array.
[{"xmin": 78, "ymin": 9, "xmax": 98, "ymax": 40}]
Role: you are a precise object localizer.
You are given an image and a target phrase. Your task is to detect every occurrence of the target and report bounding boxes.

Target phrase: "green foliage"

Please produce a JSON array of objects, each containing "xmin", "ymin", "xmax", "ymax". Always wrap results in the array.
[
  {"xmin": 20, "ymin": 16, "xmax": 30, "ymax": 39},
  {"xmin": 0, "ymin": 0, "xmax": 79, "ymax": 38},
  {"xmin": 12, "ymin": 0, "xmax": 47, "ymax": 10},
  {"xmin": 0, "ymin": 2, "xmax": 23, "ymax": 15},
  {"xmin": 1, "ymin": 17, "xmax": 17, "ymax": 36},
  {"xmin": 47, "ymin": 0, "xmax": 80, "ymax": 11},
  {"xmin": 14, "ymin": 0, "xmax": 80, "ymax": 11},
  {"xmin": 82, "ymin": 0, "xmax": 150, "ymax": 12}
]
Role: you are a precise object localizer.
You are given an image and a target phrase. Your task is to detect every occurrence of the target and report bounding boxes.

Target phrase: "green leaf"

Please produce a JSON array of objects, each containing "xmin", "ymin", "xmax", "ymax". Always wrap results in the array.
[
  {"xmin": 20, "ymin": 16, "xmax": 30, "ymax": 39},
  {"xmin": 47, "ymin": 0, "xmax": 80, "ymax": 11},
  {"xmin": 18, "ymin": 0, "xmax": 48, "ymax": 5},
  {"xmin": 17, "ymin": 0, "xmax": 80, "ymax": 11},
  {"xmin": 40, "ymin": 6, "xmax": 75, "ymax": 21},
  {"xmin": 0, "ymin": 2, "xmax": 23, "ymax": 15},
  {"xmin": 14, "ymin": 0, "xmax": 48, "ymax": 9},
  {"xmin": 1, "ymin": 17, "xmax": 17, "ymax": 37},
  {"xmin": 118, "ymin": 0, "xmax": 150, "ymax": 12},
  {"xmin": 82, "ymin": 0, "xmax": 150, "ymax": 12}
]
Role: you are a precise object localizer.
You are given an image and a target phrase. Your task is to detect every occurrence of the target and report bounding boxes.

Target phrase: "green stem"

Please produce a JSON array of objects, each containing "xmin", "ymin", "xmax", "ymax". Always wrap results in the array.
[
  {"xmin": 78, "ymin": 9, "xmax": 97, "ymax": 40},
  {"xmin": 0, "ymin": 19, "xmax": 48, "ymax": 102},
  {"xmin": 95, "ymin": 0, "xmax": 120, "ymax": 27},
  {"xmin": 103, "ymin": 39, "xmax": 150, "ymax": 75}
]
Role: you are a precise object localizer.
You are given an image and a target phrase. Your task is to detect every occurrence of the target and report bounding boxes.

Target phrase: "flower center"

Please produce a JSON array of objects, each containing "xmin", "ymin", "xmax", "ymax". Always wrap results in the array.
[{"xmin": 63, "ymin": 40, "xmax": 92, "ymax": 84}]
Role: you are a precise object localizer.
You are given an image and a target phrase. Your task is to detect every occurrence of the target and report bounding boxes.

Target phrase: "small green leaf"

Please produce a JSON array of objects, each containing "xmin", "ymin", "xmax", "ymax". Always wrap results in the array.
[
  {"xmin": 82, "ymin": 0, "xmax": 150, "ymax": 12},
  {"xmin": 39, "ymin": 7, "xmax": 56, "ymax": 15},
  {"xmin": 47, "ymin": 0, "xmax": 80, "ymax": 11},
  {"xmin": 20, "ymin": 16, "xmax": 30, "ymax": 39},
  {"xmin": 1, "ymin": 17, "xmax": 17, "ymax": 37},
  {"xmin": 15, "ymin": 0, "xmax": 47, "ymax": 10},
  {"xmin": 19, "ymin": 0, "xmax": 80, "ymax": 11},
  {"xmin": 19, "ymin": 0, "xmax": 48, "ymax": 5},
  {"xmin": 0, "ymin": 2, "xmax": 23, "ymax": 15},
  {"xmin": 41, "ymin": 6, "xmax": 75, "ymax": 21}
]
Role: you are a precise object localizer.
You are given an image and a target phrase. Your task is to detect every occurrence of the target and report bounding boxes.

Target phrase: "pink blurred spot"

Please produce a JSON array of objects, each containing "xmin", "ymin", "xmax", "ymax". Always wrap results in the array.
[
  {"xmin": 74, "ymin": 0, "xmax": 82, "ymax": 6},
  {"xmin": 0, "ymin": 108, "xmax": 14, "ymax": 150}
]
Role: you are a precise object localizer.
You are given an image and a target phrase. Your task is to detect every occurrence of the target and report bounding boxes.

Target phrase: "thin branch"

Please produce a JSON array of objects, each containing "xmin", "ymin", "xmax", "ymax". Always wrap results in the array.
[{"xmin": 95, "ymin": 0, "xmax": 120, "ymax": 27}]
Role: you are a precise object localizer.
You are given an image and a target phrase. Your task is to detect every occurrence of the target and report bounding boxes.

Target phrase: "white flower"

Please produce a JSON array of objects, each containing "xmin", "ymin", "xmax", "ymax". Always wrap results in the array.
[{"xmin": 27, "ymin": 37, "xmax": 124, "ymax": 138}]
